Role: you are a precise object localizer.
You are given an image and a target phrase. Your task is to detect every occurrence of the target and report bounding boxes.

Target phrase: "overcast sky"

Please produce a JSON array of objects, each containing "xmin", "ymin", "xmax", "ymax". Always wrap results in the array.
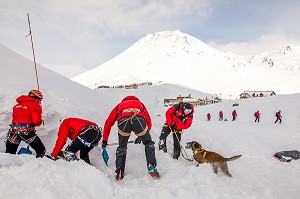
[{"xmin": 1, "ymin": 0, "xmax": 300, "ymax": 78}]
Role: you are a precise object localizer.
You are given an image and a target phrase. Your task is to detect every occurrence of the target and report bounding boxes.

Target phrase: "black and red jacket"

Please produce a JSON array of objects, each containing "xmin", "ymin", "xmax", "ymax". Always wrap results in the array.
[
  {"xmin": 12, "ymin": 95, "xmax": 43, "ymax": 126},
  {"xmin": 232, "ymin": 110, "xmax": 237, "ymax": 116},
  {"xmin": 52, "ymin": 118, "xmax": 97, "ymax": 157},
  {"xmin": 103, "ymin": 96, "xmax": 152, "ymax": 141},
  {"xmin": 165, "ymin": 103, "xmax": 194, "ymax": 130}
]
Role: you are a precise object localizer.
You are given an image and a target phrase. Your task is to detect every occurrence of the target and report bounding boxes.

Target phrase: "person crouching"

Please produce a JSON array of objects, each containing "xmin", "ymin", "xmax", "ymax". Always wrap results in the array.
[{"xmin": 47, "ymin": 118, "xmax": 102, "ymax": 164}]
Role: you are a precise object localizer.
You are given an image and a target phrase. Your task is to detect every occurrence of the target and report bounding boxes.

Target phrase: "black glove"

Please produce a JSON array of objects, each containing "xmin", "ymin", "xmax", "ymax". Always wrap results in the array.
[
  {"xmin": 169, "ymin": 124, "xmax": 177, "ymax": 132},
  {"xmin": 102, "ymin": 140, "xmax": 108, "ymax": 149},
  {"xmin": 134, "ymin": 137, "xmax": 142, "ymax": 144},
  {"xmin": 45, "ymin": 154, "xmax": 58, "ymax": 161}
]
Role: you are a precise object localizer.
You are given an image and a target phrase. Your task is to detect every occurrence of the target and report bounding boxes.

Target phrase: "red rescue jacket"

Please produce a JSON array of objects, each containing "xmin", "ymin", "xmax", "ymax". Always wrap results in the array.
[
  {"xmin": 12, "ymin": 95, "xmax": 43, "ymax": 126},
  {"xmin": 232, "ymin": 110, "xmax": 237, "ymax": 116},
  {"xmin": 165, "ymin": 103, "xmax": 194, "ymax": 130},
  {"xmin": 276, "ymin": 112, "xmax": 281, "ymax": 117},
  {"xmin": 103, "ymin": 96, "xmax": 152, "ymax": 141},
  {"xmin": 52, "ymin": 118, "xmax": 97, "ymax": 157}
]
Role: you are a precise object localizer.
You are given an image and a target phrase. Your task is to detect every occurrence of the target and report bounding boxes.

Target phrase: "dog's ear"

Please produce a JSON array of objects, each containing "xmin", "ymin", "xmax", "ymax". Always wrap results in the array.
[{"xmin": 194, "ymin": 143, "xmax": 200, "ymax": 148}]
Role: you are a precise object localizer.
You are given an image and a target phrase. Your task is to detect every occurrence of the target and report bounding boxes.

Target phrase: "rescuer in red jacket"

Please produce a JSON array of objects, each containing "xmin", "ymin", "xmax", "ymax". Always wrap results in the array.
[
  {"xmin": 232, "ymin": 110, "xmax": 237, "ymax": 121},
  {"xmin": 275, "ymin": 110, "xmax": 282, "ymax": 123},
  {"xmin": 5, "ymin": 90, "xmax": 46, "ymax": 158},
  {"xmin": 102, "ymin": 96, "xmax": 159, "ymax": 181},
  {"xmin": 48, "ymin": 118, "xmax": 102, "ymax": 164},
  {"xmin": 158, "ymin": 102, "xmax": 194, "ymax": 159}
]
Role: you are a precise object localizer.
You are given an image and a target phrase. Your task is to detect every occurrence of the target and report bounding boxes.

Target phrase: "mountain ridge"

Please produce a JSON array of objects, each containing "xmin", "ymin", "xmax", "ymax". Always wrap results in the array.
[{"xmin": 72, "ymin": 30, "xmax": 300, "ymax": 99}]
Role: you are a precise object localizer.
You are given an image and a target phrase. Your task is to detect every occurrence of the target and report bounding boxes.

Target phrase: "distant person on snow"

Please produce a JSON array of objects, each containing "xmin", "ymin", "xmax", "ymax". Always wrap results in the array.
[
  {"xmin": 254, "ymin": 111, "xmax": 260, "ymax": 122},
  {"xmin": 274, "ymin": 110, "xmax": 282, "ymax": 123},
  {"xmin": 219, "ymin": 111, "xmax": 223, "ymax": 121},
  {"xmin": 158, "ymin": 102, "xmax": 194, "ymax": 160},
  {"xmin": 102, "ymin": 96, "xmax": 159, "ymax": 181},
  {"xmin": 207, "ymin": 113, "xmax": 211, "ymax": 121},
  {"xmin": 5, "ymin": 90, "xmax": 46, "ymax": 158},
  {"xmin": 232, "ymin": 110, "xmax": 237, "ymax": 121},
  {"xmin": 47, "ymin": 118, "xmax": 102, "ymax": 164}
]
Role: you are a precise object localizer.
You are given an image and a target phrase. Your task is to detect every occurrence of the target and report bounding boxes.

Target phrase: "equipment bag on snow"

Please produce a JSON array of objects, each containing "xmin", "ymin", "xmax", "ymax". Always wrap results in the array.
[{"xmin": 274, "ymin": 150, "xmax": 300, "ymax": 162}]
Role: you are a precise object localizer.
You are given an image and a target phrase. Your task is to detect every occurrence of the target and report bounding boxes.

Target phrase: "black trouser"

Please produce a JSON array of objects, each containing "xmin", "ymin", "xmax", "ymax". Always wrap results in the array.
[
  {"xmin": 255, "ymin": 117, "xmax": 260, "ymax": 122},
  {"xmin": 116, "ymin": 116, "xmax": 156, "ymax": 173},
  {"xmin": 159, "ymin": 124, "xmax": 182, "ymax": 153},
  {"xmin": 65, "ymin": 128, "xmax": 101, "ymax": 164},
  {"xmin": 275, "ymin": 117, "xmax": 282, "ymax": 123},
  {"xmin": 233, "ymin": 116, "xmax": 236, "ymax": 121},
  {"xmin": 5, "ymin": 130, "xmax": 46, "ymax": 158}
]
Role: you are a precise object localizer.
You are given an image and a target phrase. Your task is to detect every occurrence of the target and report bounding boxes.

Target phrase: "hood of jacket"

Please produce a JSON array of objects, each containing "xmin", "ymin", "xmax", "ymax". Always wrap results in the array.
[
  {"xmin": 122, "ymin": 96, "xmax": 140, "ymax": 102},
  {"xmin": 16, "ymin": 95, "xmax": 36, "ymax": 103}
]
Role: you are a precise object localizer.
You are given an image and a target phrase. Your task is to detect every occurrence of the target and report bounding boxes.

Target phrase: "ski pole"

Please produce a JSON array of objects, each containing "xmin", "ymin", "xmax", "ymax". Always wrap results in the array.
[
  {"xmin": 107, "ymin": 140, "xmax": 135, "ymax": 146},
  {"xmin": 25, "ymin": 13, "xmax": 40, "ymax": 90}
]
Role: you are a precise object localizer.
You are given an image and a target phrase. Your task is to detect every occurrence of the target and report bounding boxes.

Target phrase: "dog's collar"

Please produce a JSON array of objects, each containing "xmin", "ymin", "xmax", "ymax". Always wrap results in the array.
[{"xmin": 193, "ymin": 148, "xmax": 204, "ymax": 155}]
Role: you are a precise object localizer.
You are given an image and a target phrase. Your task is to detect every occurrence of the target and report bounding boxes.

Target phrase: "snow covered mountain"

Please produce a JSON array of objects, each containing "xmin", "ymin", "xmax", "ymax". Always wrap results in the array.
[
  {"xmin": 72, "ymin": 30, "xmax": 300, "ymax": 99},
  {"xmin": 245, "ymin": 45, "xmax": 300, "ymax": 71}
]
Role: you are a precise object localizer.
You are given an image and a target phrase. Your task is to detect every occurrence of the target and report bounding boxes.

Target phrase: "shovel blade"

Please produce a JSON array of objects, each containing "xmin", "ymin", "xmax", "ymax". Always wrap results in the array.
[
  {"xmin": 17, "ymin": 146, "xmax": 32, "ymax": 155},
  {"xmin": 102, "ymin": 148, "xmax": 109, "ymax": 166}
]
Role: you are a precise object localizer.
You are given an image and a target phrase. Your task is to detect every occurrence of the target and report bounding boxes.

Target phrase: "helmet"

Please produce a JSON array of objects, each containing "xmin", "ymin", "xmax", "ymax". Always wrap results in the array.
[
  {"xmin": 183, "ymin": 103, "xmax": 192, "ymax": 114},
  {"xmin": 28, "ymin": 89, "xmax": 43, "ymax": 100}
]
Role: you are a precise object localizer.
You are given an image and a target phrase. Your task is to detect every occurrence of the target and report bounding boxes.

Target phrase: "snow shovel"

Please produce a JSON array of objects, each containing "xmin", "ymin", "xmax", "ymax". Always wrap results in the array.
[
  {"xmin": 17, "ymin": 146, "xmax": 32, "ymax": 155},
  {"xmin": 102, "ymin": 148, "xmax": 109, "ymax": 166}
]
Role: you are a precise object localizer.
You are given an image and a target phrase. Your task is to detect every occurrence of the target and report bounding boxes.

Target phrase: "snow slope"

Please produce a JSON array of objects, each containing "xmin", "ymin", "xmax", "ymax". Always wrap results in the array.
[{"xmin": 0, "ymin": 44, "xmax": 300, "ymax": 199}]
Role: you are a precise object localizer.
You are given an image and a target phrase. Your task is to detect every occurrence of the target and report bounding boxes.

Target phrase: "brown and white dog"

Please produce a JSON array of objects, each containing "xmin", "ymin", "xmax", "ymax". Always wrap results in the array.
[{"xmin": 185, "ymin": 141, "xmax": 242, "ymax": 177}]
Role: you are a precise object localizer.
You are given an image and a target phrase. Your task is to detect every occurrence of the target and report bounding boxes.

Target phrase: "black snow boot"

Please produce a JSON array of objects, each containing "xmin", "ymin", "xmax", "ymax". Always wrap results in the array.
[
  {"xmin": 115, "ymin": 168, "xmax": 124, "ymax": 181},
  {"xmin": 172, "ymin": 149, "xmax": 180, "ymax": 160},
  {"xmin": 158, "ymin": 139, "xmax": 167, "ymax": 153}
]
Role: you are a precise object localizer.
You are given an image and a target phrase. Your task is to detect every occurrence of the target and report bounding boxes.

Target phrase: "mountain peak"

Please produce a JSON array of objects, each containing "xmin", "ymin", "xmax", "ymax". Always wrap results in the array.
[
  {"xmin": 133, "ymin": 30, "xmax": 209, "ymax": 53},
  {"xmin": 278, "ymin": 45, "xmax": 292, "ymax": 55}
]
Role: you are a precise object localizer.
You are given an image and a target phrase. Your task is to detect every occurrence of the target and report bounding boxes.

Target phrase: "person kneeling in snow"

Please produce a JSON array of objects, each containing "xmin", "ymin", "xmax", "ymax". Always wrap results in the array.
[
  {"xmin": 47, "ymin": 118, "xmax": 102, "ymax": 164},
  {"xmin": 5, "ymin": 90, "xmax": 46, "ymax": 158},
  {"xmin": 102, "ymin": 96, "xmax": 159, "ymax": 181}
]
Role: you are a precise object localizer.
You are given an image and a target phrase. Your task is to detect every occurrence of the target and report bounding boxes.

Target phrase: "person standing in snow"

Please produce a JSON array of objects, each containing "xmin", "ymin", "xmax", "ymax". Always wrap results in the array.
[
  {"xmin": 5, "ymin": 90, "xmax": 46, "ymax": 158},
  {"xmin": 102, "ymin": 96, "xmax": 159, "ymax": 181},
  {"xmin": 219, "ymin": 111, "xmax": 223, "ymax": 121},
  {"xmin": 47, "ymin": 118, "xmax": 102, "ymax": 164},
  {"xmin": 274, "ymin": 110, "xmax": 282, "ymax": 123},
  {"xmin": 254, "ymin": 111, "xmax": 260, "ymax": 122},
  {"xmin": 158, "ymin": 102, "xmax": 194, "ymax": 160},
  {"xmin": 232, "ymin": 110, "xmax": 237, "ymax": 121},
  {"xmin": 207, "ymin": 113, "xmax": 211, "ymax": 121}
]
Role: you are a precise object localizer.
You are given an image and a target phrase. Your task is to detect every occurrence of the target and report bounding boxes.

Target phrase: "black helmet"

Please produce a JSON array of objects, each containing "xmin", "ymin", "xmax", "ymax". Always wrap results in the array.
[{"xmin": 183, "ymin": 103, "xmax": 192, "ymax": 114}]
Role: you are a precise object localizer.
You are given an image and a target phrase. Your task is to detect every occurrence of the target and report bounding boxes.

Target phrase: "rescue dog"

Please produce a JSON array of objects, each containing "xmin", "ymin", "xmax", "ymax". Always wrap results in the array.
[{"xmin": 185, "ymin": 141, "xmax": 242, "ymax": 177}]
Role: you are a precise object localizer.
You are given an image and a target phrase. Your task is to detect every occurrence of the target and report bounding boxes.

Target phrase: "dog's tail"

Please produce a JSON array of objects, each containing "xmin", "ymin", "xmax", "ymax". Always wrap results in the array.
[{"xmin": 225, "ymin": 155, "xmax": 242, "ymax": 161}]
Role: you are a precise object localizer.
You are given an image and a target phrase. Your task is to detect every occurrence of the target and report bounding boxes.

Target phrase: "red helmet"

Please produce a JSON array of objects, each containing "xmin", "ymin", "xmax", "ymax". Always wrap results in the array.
[{"xmin": 28, "ymin": 89, "xmax": 43, "ymax": 100}]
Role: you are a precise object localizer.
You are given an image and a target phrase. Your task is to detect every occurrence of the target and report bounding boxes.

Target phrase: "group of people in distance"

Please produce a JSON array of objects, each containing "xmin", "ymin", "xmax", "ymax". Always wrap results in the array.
[
  {"xmin": 4, "ymin": 90, "xmax": 195, "ymax": 181},
  {"xmin": 254, "ymin": 110, "xmax": 282, "ymax": 123},
  {"xmin": 206, "ymin": 110, "xmax": 282, "ymax": 123}
]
